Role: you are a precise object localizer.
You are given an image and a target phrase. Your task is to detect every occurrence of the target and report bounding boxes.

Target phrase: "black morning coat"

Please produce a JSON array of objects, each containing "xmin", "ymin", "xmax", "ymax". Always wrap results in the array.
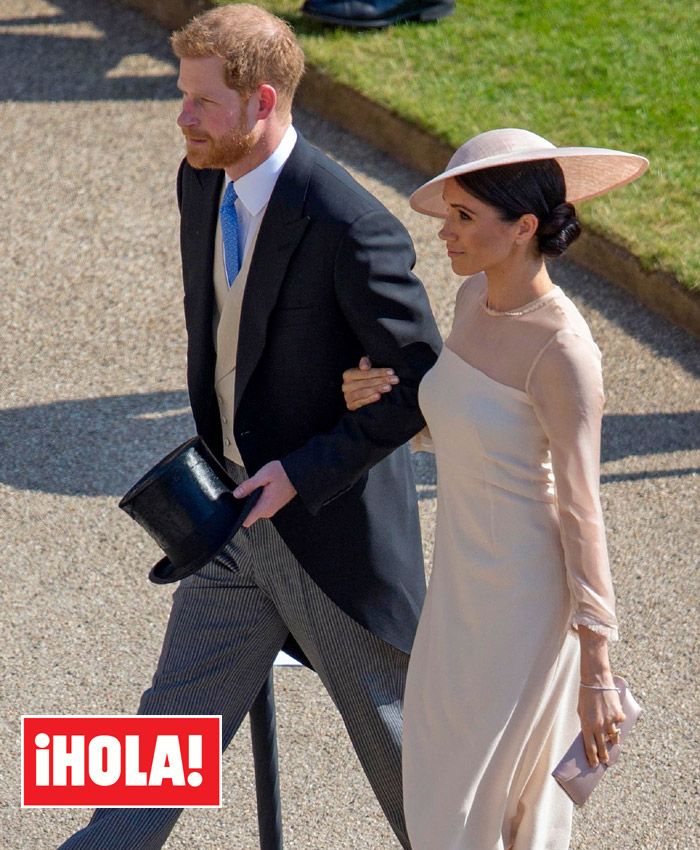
[{"xmin": 178, "ymin": 131, "xmax": 443, "ymax": 658}]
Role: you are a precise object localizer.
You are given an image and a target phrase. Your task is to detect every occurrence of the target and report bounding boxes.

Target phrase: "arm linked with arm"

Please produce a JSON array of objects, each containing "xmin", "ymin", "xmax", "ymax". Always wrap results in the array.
[{"xmin": 281, "ymin": 209, "xmax": 441, "ymax": 514}]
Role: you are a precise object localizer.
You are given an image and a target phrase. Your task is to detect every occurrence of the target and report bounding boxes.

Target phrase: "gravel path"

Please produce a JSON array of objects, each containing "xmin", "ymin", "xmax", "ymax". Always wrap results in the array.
[{"xmin": 2, "ymin": 2, "xmax": 698, "ymax": 848}]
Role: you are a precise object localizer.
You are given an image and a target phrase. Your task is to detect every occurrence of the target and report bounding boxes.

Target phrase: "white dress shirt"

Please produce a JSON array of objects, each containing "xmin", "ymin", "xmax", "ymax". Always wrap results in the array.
[{"xmin": 222, "ymin": 123, "xmax": 298, "ymax": 267}]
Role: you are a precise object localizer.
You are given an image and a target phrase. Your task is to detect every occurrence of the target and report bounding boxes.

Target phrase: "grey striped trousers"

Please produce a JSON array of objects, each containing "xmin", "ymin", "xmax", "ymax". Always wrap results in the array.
[{"xmin": 58, "ymin": 462, "xmax": 411, "ymax": 850}]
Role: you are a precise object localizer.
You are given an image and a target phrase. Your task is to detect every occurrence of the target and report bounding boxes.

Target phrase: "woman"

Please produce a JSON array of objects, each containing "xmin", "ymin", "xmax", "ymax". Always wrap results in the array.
[{"xmin": 341, "ymin": 129, "xmax": 647, "ymax": 849}]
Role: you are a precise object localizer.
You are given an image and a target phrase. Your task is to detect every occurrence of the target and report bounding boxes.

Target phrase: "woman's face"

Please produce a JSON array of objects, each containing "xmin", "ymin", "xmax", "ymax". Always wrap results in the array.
[{"xmin": 438, "ymin": 178, "xmax": 523, "ymax": 277}]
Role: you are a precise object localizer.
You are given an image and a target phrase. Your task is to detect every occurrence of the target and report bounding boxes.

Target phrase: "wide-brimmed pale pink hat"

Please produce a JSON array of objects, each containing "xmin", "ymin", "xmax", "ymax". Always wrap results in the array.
[{"xmin": 410, "ymin": 128, "xmax": 648, "ymax": 217}]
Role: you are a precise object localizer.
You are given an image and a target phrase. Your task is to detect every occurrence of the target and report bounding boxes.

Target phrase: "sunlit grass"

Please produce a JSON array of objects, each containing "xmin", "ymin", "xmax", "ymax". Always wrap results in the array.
[{"xmin": 214, "ymin": 0, "xmax": 700, "ymax": 291}]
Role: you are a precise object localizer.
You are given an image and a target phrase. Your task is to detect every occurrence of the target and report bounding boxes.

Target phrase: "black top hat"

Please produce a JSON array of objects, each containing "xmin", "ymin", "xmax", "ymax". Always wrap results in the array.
[{"xmin": 118, "ymin": 436, "xmax": 261, "ymax": 584}]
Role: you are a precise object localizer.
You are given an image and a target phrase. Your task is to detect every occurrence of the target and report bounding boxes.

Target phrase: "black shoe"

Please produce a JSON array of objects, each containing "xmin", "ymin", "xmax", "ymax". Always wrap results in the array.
[{"xmin": 302, "ymin": 0, "xmax": 455, "ymax": 29}]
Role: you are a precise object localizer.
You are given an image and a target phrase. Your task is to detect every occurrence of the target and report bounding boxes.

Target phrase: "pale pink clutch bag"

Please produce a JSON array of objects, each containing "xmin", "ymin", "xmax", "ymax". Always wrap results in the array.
[{"xmin": 552, "ymin": 676, "xmax": 641, "ymax": 806}]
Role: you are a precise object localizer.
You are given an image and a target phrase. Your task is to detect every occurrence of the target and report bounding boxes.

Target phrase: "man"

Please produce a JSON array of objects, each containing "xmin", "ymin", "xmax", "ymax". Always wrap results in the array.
[{"xmin": 59, "ymin": 5, "xmax": 441, "ymax": 849}]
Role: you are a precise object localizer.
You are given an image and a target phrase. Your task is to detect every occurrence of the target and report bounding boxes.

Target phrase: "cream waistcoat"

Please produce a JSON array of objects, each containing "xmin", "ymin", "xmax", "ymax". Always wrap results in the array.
[{"xmin": 212, "ymin": 215, "xmax": 261, "ymax": 466}]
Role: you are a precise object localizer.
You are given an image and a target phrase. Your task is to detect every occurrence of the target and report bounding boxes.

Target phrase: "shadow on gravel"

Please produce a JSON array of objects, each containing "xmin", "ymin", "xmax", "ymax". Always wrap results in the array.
[
  {"xmin": 0, "ymin": 389, "xmax": 440, "ymax": 497},
  {"xmin": 0, "ymin": 0, "xmax": 177, "ymax": 102},
  {"xmin": 0, "ymin": 393, "xmax": 697, "ymax": 497},
  {"xmin": 0, "ymin": 390, "xmax": 194, "ymax": 497}
]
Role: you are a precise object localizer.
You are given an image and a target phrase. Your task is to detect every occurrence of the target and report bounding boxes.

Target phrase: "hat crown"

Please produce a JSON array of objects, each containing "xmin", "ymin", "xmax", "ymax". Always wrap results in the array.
[
  {"xmin": 119, "ymin": 436, "xmax": 258, "ymax": 583},
  {"xmin": 447, "ymin": 128, "xmax": 556, "ymax": 171},
  {"xmin": 410, "ymin": 127, "xmax": 647, "ymax": 217}
]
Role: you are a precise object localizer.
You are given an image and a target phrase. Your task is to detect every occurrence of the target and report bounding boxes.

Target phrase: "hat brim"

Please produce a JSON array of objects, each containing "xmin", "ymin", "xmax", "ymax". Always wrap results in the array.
[
  {"xmin": 410, "ymin": 147, "xmax": 649, "ymax": 218},
  {"xmin": 148, "ymin": 486, "xmax": 262, "ymax": 584}
]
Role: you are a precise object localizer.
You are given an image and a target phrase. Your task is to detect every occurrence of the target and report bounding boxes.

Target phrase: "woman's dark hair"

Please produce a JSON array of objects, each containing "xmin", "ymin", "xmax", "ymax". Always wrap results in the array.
[{"xmin": 456, "ymin": 159, "xmax": 581, "ymax": 257}]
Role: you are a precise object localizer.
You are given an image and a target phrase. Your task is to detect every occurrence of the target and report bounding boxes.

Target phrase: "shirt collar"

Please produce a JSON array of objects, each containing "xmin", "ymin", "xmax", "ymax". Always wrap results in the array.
[{"xmin": 228, "ymin": 124, "xmax": 297, "ymax": 217}]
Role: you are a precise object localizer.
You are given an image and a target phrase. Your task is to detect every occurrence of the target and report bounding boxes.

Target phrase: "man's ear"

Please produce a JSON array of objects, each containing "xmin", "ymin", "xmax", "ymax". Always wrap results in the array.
[{"xmin": 254, "ymin": 84, "xmax": 277, "ymax": 120}]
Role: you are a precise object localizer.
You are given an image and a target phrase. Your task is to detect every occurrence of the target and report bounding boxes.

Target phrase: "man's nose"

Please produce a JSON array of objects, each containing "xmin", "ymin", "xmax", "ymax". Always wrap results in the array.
[{"xmin": 177, "ymin": 106, "xmax": 197, "ymax": 128}]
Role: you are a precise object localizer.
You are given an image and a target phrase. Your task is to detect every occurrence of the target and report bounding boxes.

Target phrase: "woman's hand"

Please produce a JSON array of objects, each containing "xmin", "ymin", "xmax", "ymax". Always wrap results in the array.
[
  {"xmin": 342, "ymin": 356, "xmax": 399, "ymax": 411},
  {"xmin": 577, "ymin": 685, "xmax": 626, "ymax": 767},
  {"xmin": 577, "ymin": 625, "xmax": 626, "ymax": 767}
]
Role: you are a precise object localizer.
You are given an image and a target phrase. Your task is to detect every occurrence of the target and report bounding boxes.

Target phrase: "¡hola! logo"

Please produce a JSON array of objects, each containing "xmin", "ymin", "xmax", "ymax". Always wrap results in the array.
[{"xmin": 22, "ymin": 716, "xmax": 221, "ymax": 808}]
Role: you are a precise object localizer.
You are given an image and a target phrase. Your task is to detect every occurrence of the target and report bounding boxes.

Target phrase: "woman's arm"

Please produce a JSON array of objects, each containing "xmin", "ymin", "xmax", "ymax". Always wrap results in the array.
[
  {"xmin": 528, "ymin": 330, "xmax": 623, "ymax": 765},
  {"xmin": 342, "ymin": 358, "xmax": 434, "ymax": 452}
]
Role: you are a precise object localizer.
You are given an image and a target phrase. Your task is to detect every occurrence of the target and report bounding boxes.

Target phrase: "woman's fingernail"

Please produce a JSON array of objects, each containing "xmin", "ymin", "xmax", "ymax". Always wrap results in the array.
[{"xmin": 389, "ymin": 376, "xmax": 399, "ymax": 384}]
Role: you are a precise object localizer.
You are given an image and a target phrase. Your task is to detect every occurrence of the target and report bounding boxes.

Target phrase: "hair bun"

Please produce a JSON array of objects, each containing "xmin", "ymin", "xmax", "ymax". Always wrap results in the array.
[{"xmin": 537, "ymin": 202, "xmax": 581, "ymax": 257}]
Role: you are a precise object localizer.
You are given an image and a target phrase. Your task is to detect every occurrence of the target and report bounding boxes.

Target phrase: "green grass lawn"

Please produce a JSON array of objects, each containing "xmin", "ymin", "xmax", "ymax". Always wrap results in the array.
[{"xmin": 215, "ymin": 0, "xmax": 700, "ymax": 291}]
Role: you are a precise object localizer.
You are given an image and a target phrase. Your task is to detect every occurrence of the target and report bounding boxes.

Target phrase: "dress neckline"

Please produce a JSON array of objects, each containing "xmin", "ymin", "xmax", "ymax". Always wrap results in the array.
[
  {"xmin": 440, "ymin": 345, "xmax": 530, "ymax": 401},
  {"xmin": 481, "ymin": 286, "xmax": 562, "ymax": 317}
]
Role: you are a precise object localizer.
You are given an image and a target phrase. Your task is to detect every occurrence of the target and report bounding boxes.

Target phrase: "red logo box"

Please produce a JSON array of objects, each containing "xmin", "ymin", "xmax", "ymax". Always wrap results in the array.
[{"xmin": 22, "ymin": 715, "xmax": 221, "ymax": 808}]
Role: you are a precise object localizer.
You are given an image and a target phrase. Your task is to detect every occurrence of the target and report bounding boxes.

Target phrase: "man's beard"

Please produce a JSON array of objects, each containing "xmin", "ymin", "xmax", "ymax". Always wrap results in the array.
[{"xmin": 183, "ymin": 121, "xmax": 256, "ymax": 170}]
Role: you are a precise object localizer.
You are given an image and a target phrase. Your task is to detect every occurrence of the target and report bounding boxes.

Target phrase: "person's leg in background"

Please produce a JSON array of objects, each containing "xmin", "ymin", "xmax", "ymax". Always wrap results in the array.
[{"xmin": 302, "ymin": 0, "xmax": 454, "ymax": 29}]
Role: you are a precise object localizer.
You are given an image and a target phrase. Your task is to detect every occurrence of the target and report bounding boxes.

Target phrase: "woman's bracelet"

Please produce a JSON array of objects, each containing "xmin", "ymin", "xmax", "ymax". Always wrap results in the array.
[{"xmin": 580, "ymin": 682, "xmax": 620, "ymax": 692}]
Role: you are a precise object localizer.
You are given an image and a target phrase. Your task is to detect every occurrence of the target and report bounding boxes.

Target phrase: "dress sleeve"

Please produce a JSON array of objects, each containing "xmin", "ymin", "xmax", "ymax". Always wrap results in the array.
[{"xmin": 527, "ymin": 330, "xmax": 618, "ymax": 641}]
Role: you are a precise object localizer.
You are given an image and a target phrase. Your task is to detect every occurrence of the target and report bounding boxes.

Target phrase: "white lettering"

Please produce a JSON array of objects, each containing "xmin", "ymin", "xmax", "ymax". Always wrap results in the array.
[
  {"xmin": 124, "ymin": 735, "xmax": 148, "ymax": 786},
  {"xmin": 88, "ymin": 736, "xmax": 121, "ymax": 786},
  {"xmin": 34, "ymin": 733, "xmax": 51, "ymax": 786},
  {"xmin": 149, "ymin": 735, "xmax": 185, "ymax": 786},
  {"xmin": 53, "ymin": 735, "xmax": 85, "ymax": 786},
  {"xmin": 187, "ymin": 735, "xmax": 203, "ymax": 787}
]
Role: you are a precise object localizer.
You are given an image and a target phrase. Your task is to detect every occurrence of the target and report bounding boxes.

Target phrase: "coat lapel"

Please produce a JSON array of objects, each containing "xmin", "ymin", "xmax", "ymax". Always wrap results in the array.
[
  {"xmin": 182, "ymin": 167, "xmax": 223, "ymax": 339},
  {"xmin": 181, "ymin": 166, "xmax": 224, "ymax": 424},
  {"xmin": 234, "ymin": 136, "xmax": 314, "ymax": 411}
]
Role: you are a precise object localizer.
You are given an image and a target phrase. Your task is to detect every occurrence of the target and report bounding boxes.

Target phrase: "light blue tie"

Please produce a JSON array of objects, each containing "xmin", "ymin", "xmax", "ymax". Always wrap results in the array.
[{"xmin": 220, "ymin": 182, "xmax": 240, "ymax": 288}]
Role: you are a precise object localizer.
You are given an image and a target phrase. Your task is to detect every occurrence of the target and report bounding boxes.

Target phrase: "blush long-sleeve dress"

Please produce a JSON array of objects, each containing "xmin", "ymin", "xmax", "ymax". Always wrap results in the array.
[{"xmin": 403, "ymin": 274, "xmax": 618, "ymax": 850}]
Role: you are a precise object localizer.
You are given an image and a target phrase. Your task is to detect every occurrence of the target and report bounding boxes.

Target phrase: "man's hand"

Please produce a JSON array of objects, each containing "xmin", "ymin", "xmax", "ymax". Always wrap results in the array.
[{"xmin": 233, "ymin": 460, "xmax": 297, "ymax": 527}]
